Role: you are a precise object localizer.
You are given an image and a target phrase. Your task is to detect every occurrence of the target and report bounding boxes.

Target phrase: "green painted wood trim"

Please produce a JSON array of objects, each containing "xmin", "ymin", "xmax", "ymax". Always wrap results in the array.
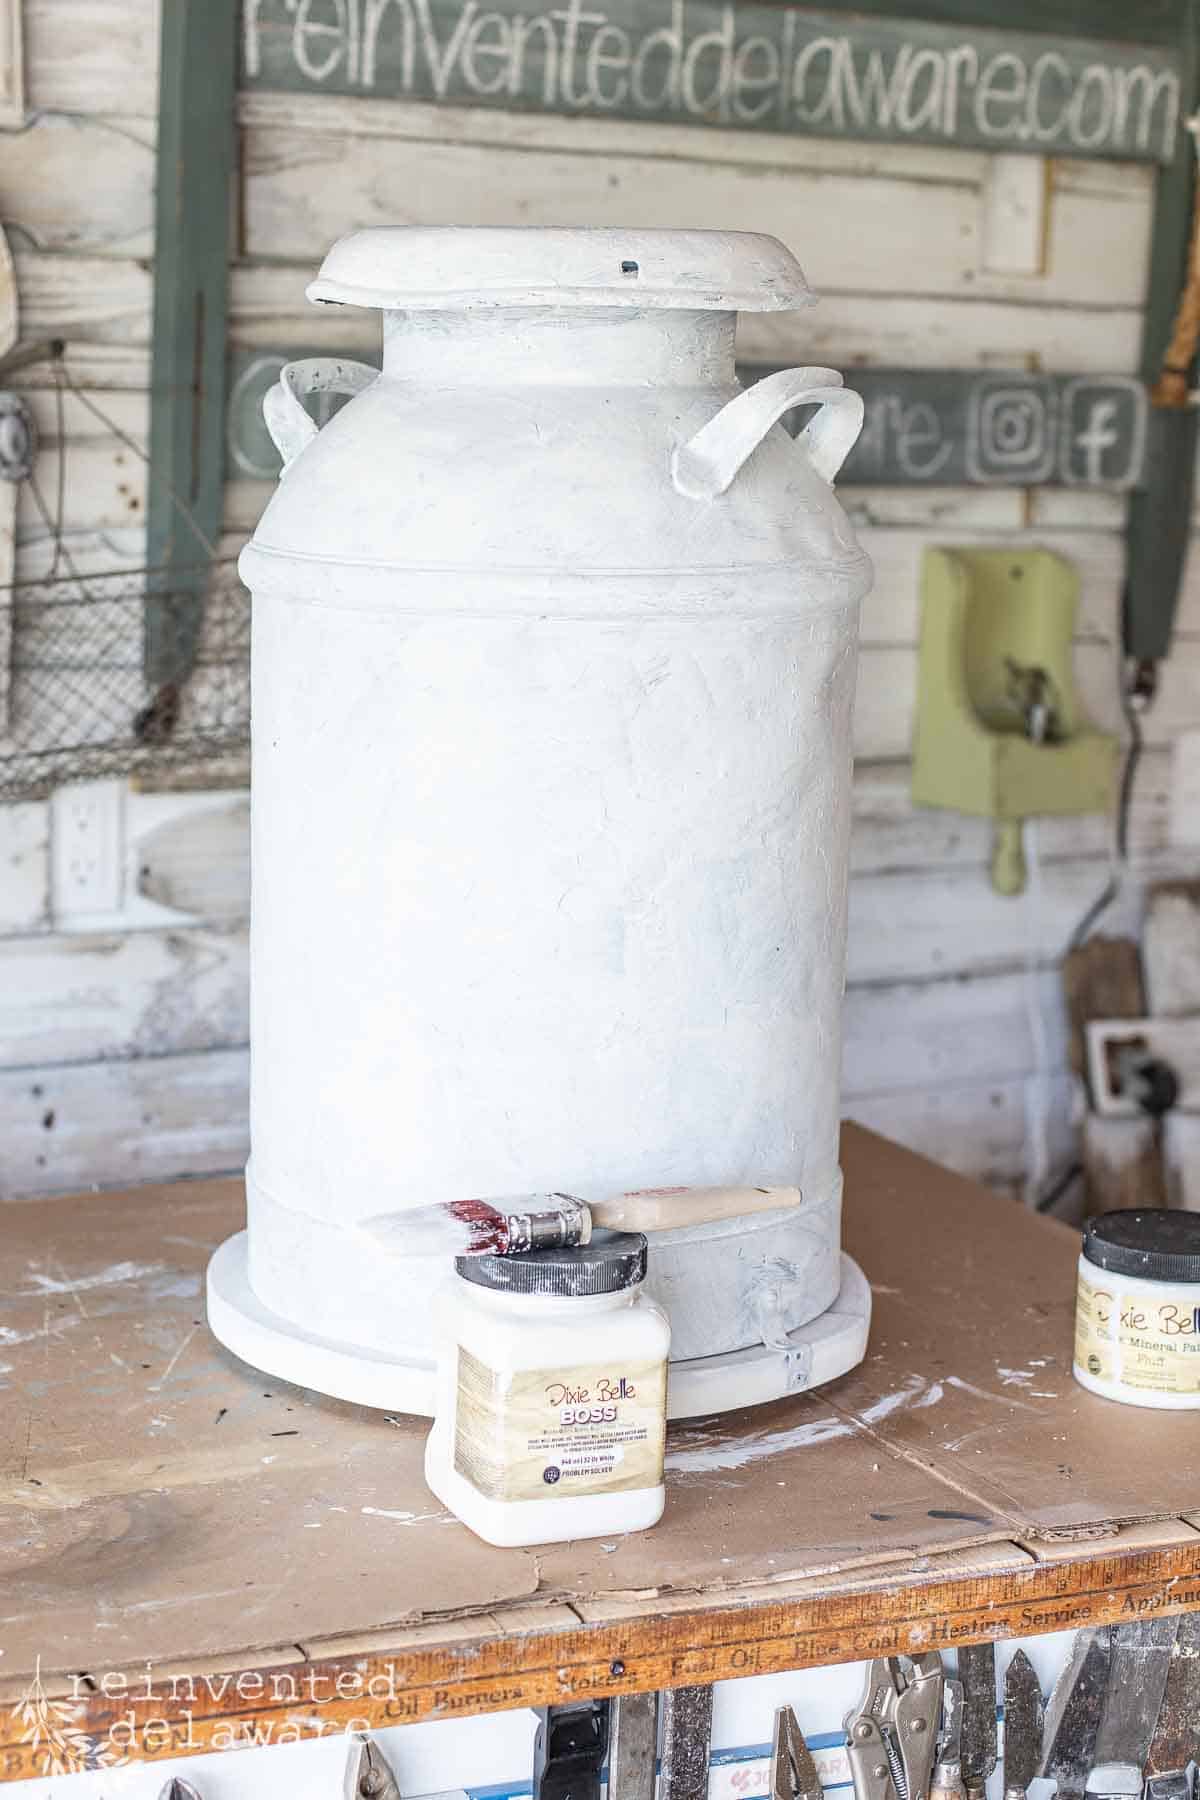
[
  {"xmin": 145, "ymin": 0, "xmax": 238, "ymax": 691},
  {"xmin": 1123, "ymin": 0, "xmax": 1200, "ymax": 663}
]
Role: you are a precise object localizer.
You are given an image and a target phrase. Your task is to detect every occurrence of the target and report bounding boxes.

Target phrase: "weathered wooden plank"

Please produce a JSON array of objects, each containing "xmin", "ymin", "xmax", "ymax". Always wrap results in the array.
[
  {"xmin": 842, "ymin": 965, "xmax": 1069, "ymax": 1096},
  {"xmin": 0, "ymin": 801, "xmax": 49, "ymax": 933},
  {"xmin": 849, "ymin": 749, "xmax": 1171, "ymax": 873},
  {"xmin": 13, "ymin": 251, "xmax": 152, "ymax": 347},
  {"xmin": 844, "ymin": 849, "xmax": 1184, "ymax": 984},
  {"xmin": 240, "ymin": 1, "xmax": 1184, "ymax": 163},
  {"xmin": 0, "ymin": 224, "xmax": 16, "ymax": 738},
  {"xmin": 0, "ymin": 0, "xmax": 23, "ymax": 127},
  {"xmin": 13, "ymin": 386, "xmax": 149, "ymax": 540},
  {"xmin": 8, "ymin": 343, "xmax": 149, "ymax": 394},
  {"xmin": 232, "ymin": 85, "xmax": 1163, "ymax": 177},
  {"xmin": 13, "ymin": 528, "xmax": 148, "ymax": 586},
  {"xmin": 0, "ymin": 924, "xmax": 248, "ymax": 1069},
  {"xmin": 1169, "ymin": 727, "xmax": 1200, "ymax": 843},
  {"xmin": 23, "ymin": 0, "xmax": 158, "ymax": 117},
  {"xmin": 750, "ymin": 291, "xmax": 1146, "ymax": 373},
  {"xmin": 980, "ymin": 151, "xmax": 1046, "ymax": 275},
  {"xmin": 240, "ymin": 121, "xmax": 1154, "ymax": 306},
  {"xmin": 1166, "ymin": 1112, "xmax": 1200, "ymax": 1210},
  {"xmin": 0, "ymin": 113, "xmax": 154, "ymax": 255},
  {"xmin": 0, "ymin": 1045, "xmax": 249, "ymax": 1199},
  {"xmin": 228, "ymin": 260, "xmax": 1146, "ymax": 373},
  {"xmin": 1143, "ymin": 879, "xmax": 1200, "ymax": 1016},
  {"xmin": 846, "ymin": 1071, "xmax": 1074, "ymax": 1190}
]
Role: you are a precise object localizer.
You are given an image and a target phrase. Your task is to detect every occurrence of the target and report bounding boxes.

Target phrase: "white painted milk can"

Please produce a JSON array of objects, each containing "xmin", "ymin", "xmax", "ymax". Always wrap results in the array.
[{"xmin": 209, "ymin": 227, "xmax": 873, "ymax": 1419}]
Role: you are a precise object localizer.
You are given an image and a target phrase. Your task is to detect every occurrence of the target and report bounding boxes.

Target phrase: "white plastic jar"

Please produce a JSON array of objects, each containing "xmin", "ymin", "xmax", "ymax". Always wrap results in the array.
[
  {"xmin": 1074, "ymin": 1209, "xmax": 1200, "ymax": 1408},
  {"xmin": 426, "ymin": 1232, "xmax": 670, "ymax": 1545}
]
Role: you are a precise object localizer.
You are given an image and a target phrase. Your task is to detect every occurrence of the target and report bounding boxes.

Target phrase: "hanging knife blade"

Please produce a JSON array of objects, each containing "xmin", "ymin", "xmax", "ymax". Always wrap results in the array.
[
  {"xmin": 1145, "ymin": 1612, "xmax": 1200, "ymax": 1800},
  {"xmin": 1003, "ymin": 1651, "xmax": 1044, "ymax": 1800},
  {"xmin": 1039, "ymin": 1629, "xmax": 1112, "ymax": 1800},
  {"xmin": 1085, "ymin": 1618, "xmax": 1180, "ymax": 1800},
  {"xmin": 661, "ymin": 1685, "xmax": 713, "ymax": 1800},
  {"xmin": 960, "ymin": 1644, "xmax": 998, "ymax": 1800},
  {"xmin": 931, "ymin": 1679, "xmax": 966, "ymax": 1800},
  {"xmin": 610, "ymin": 1693, "xmax": 659, "ymax": 1800}
]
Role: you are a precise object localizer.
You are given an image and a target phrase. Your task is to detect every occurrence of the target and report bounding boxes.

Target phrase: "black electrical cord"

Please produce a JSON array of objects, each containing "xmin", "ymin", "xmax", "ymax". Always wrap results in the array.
[
  {"xmin": 1033, "ymin": 671, "xmax": 1145, "ymax": 1215},
  {"xmin": 1064, "ymin": 680, "xmax": 1143, "ymax": 954},
  {"xmin": 1034, "ymin": 1159, "xmax": 1084, "ymax": 1215}
]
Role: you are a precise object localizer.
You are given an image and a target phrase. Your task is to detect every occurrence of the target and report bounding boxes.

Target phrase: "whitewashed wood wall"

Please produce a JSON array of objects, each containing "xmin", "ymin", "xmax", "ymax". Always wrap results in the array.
[{"xmin": 3, "ymin": 0, "xmax": 1199, "ymax": 1201}]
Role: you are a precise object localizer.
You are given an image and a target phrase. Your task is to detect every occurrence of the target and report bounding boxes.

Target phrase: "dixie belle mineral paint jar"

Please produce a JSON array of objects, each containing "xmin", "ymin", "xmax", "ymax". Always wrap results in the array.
[
  {"xmin": 1074, "ymin": 1209, "xmax": 1200, "ymax": 1408},
  {"xmin": 426, "ymin": 1232, "xmax": 670, "ymax": 1545}
]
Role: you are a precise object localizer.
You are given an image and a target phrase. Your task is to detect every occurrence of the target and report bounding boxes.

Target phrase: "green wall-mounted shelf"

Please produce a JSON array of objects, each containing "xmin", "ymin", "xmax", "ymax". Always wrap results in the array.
[{"xmin": 912, "ymin": 547, "xmax": 1119, "ymax": 895}]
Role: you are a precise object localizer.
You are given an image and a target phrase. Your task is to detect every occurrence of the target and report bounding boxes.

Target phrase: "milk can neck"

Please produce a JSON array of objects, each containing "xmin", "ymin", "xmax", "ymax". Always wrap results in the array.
[{"xmin": 381, "ymin": 306, "xmax": 736, "ymax": 387}]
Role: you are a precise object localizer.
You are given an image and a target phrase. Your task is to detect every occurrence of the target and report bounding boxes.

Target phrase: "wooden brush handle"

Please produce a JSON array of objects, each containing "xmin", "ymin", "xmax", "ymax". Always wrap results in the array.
[{"xmin": 591, "ymin": 1183, "xmax": 802, "ymax": 1233}]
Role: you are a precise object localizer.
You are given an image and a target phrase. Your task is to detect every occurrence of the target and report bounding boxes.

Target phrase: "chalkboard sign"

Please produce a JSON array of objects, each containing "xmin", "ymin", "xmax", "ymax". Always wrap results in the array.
[
  {"xmin": 824, "ymin": 368, "xmax": 1147, "ymax": 489},
  {"xmin": 242, "ymin": 1, "xmax": 1182, "ymax": 162},
  {"xmin": 227, "ymin": 352, "xmax": 1148, "ymax": 491}
]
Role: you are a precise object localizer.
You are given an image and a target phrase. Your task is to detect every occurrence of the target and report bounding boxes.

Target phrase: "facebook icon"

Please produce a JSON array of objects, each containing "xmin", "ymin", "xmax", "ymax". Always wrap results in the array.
[{"xmin": 1059, "ymin": 378, "xmax": 1146, "ymax": 489}]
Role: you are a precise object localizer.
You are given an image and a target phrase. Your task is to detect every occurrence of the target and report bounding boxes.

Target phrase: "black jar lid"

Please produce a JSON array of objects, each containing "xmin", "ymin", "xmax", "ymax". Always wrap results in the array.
[
  {"xmin": 1083, "ymin": 1210, "xmax": 1200, "ymax": 1283},
  {"xmin": 456, "ymin": 1229, "xmax": 648, "ymax": 1297}
]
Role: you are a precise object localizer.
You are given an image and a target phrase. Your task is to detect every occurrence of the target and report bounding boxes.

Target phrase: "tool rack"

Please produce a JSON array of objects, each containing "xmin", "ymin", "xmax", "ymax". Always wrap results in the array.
[{"xmin": 3, "ymin": 1126, "xmax": 1200, "ymax": 1785}]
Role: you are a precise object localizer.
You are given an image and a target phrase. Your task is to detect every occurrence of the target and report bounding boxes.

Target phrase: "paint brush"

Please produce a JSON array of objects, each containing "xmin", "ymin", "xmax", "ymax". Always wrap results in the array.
[{"xmin": 360, "ymin": 1182, "xmax": 803, "ymax": 1257}]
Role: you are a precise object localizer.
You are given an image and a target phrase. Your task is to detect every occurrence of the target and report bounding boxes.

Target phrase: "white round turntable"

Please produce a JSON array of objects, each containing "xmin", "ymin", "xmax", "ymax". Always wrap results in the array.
[{"xmin": 207, "ymin": 1232, "xmax": 870, "ymax": 1422}]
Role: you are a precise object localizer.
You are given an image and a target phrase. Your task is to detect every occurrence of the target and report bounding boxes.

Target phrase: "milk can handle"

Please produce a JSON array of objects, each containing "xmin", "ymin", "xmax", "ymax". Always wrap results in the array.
[
  {"xmin": 671, "ymin": 367, "xmax": 864, "ymax": 501},
  {"xmin": 262, "ymin": 357, "xmax": 379, "ymax": 475}
]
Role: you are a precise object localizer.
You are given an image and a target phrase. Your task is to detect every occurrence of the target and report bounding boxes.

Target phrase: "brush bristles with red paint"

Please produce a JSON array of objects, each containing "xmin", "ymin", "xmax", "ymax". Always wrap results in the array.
[
  {"xmin": 442, "ymin": 1197, "xmax": 518, "ymax": 1254},
  {"xmin": 363, "ymin": 1193, "xmax": 593, "ymax": 1259}
]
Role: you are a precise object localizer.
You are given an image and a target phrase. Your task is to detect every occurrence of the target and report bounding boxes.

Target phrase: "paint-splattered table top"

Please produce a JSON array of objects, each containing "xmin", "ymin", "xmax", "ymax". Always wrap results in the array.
[{"xmin": 2, "ymin": 1124, "xmax": 1199, "ymax": 1782}]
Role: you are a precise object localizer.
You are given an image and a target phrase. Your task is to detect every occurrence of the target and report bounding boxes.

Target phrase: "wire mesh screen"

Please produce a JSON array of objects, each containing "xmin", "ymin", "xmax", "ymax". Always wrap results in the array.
[{"xmin": 0, "ymin": 561, "xmax": 250, "ymax": 802}]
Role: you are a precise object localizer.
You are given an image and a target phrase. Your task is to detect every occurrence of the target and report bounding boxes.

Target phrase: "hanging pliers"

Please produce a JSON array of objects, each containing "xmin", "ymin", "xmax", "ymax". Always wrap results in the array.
[{"xmin": 844, "ymin": 1654, "xmax": 945, "ymax": 1800}]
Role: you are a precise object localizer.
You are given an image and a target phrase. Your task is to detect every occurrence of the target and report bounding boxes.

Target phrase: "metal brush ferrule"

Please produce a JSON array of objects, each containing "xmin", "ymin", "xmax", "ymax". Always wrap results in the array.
[{"xmin": 505, "ymin": 1196, "xmax": 591, "ymax": 1254}]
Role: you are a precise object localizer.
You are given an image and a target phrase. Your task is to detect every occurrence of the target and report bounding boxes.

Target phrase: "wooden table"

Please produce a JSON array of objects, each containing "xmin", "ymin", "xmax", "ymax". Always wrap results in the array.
[{"xmin": 2, "ymin": 1125, "xmax": 1199, "ymax": 1783}]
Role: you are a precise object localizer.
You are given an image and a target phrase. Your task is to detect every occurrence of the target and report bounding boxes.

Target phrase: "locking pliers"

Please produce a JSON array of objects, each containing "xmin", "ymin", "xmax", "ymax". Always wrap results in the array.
[{"xmin": 844, "ymin": 1654, "xmax": 945, "ymax": 1800}]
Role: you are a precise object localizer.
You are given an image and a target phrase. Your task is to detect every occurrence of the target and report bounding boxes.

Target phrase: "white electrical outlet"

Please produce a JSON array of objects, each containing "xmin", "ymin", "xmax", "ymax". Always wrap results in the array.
[{"xmin": 50, "ymin": 778, "xmax": 126, "ymax": 921}]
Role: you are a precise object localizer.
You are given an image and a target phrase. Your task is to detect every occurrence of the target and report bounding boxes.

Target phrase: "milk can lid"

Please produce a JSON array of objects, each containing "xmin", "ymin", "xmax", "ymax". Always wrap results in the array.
[
  {"xmin": 308, "ymin": 226, "xmax": 814, "ymax": 314},
  {"xmin": 456, "ymin": 1229, "xmax": 649, "ymax": 1296}
]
